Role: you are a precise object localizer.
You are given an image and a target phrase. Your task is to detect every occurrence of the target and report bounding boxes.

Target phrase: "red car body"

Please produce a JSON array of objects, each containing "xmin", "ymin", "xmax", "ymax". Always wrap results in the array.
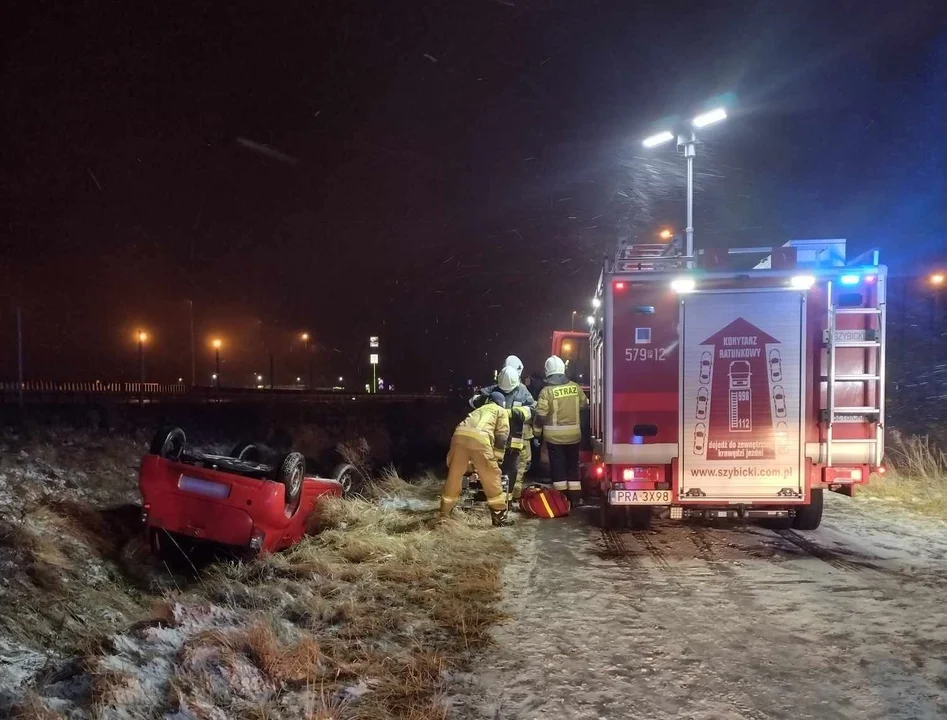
[{"xmin": 139, "ymin": 453, "xmax": 342, "ymax": 554}]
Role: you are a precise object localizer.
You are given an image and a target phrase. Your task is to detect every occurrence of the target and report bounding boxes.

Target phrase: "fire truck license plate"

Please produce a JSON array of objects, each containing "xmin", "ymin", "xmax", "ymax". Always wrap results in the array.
[{"xmin": 609, "ymin": 490, "xmax": 671, "ymax": 505}]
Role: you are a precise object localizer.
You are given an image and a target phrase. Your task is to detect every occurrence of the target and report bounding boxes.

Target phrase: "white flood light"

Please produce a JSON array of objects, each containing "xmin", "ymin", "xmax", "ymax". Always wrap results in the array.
[
  {"xmin": 642, "ymin": 130, "xmax": 674, "ymax": 148},
  {"xmin": 790, "ymin": 275, "xmax": 816, "ymax": 289},
  {"xmin": 692, "ymin": 108, "xmax": 727, "ymax": 128},
  {"xmin": 670, "ymin": 277, "xmax": 696, "ymax": 293}
]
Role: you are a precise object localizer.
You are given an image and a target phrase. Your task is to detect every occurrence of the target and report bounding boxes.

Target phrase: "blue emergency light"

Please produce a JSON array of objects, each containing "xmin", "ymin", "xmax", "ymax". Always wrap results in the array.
[{"xmin": 839, "ymin": 274, "xmax": 860, "ymax": 285}]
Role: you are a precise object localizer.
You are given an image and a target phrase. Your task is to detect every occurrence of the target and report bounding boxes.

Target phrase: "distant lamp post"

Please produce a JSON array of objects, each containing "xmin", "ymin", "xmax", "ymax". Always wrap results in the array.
[
  {"xmin": 571, "ymin": 310, "xmax": 577, "ymax": 331},
  {"xmin": 137, "ymin": 331, "xmax": 148, "ymax": 385},
  {"xmin": 930, "ymin": 272, "xmax": 945, "ymax": 362},
  {"xmin": 212, "ymin": 338, "xmax": 223, "ymax": 387},
  {"xmin": 136, "ymin": 331, "xmax": 148, "ymax": 405},
  {"xmin": 659, "ymin": 228, "xmax": 673, "ymax": 240},
  {"xmin": 369, "ymin": 336, "xmax": 380, "ymax": 394},
  {"xmin": 300, "ymin": 332, "xmax": 313, "ymax": 388},
  {"xmin": 642, "ymin": 106, "xmax": 728, "ymax": 261}
]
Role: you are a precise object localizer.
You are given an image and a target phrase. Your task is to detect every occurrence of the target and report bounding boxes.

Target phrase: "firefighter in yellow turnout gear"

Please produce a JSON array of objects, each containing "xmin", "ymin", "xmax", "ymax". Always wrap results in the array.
[
  {"xmin": 534, "ymin": 355, "xmax": 589, "ymax": 507},
  {"xmin": 441, "ymin": 391, "xmax": 512, "ymax": 526}
]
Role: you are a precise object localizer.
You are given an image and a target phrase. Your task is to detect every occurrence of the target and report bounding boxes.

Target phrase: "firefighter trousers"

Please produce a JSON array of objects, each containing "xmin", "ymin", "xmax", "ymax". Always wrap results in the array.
[
  {"xmin": 547, "ymin": 442, "xmax": 581, "ymax": 492},
  {"xmin": 441, "ymin": 433, "xmax": 507, "ymax": 515},
  {"xmin": 512, "ymin": 440, "xmax": 531, "ymax": 500}
]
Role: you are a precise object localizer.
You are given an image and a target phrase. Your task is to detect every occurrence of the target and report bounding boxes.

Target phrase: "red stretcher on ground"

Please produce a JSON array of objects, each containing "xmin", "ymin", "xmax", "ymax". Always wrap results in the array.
[{"xmin": 139, "ymin": 426, "xmax": 354, "ymax": 557}]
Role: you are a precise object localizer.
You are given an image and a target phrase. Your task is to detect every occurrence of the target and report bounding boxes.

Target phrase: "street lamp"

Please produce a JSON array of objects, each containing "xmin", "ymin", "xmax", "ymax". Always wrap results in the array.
[
  {"xmin": 571, "ymin": 310, "xmax": 577, "ymax": 331},
  {"xmin": 659, "ymin": 228, "xmax": 673, "ymax": 240},
  {"xmin": 931, "ymin": 272, "xmax": 945, "ymax": 361},
  {"xmin": 212, "ymin": 338, "xmax": 222, "ymax": 386},
  {"xmin": 642, "ymin": 106, "xmax": 728, "ymax": 261},
  {"xmin": 301, "ymin": 332, "xmax": 313, "ymax": 389},
  {"xmin": 136, "ymin": 331, "xmax": 148, "ymax": 384}
]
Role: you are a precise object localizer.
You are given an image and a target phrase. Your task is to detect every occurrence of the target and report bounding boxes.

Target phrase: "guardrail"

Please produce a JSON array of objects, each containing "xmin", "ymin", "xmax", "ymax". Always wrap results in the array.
[{"xmin": 0, "ymin": 382, "xmax": 454, "ymax": 405}]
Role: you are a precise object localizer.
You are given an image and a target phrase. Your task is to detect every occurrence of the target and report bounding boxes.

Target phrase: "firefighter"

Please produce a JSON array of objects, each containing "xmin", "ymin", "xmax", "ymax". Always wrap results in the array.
[
  {"xmin": 469, "ymin": 363, "xmax": 536, "ymax": 503},
  {"xmin": 440, "ymin": 391, "xmax": 512, "ymax": 527},
  {"xmin": 534, "ymin": 355, "xmax": 589, "ymax": 507}
]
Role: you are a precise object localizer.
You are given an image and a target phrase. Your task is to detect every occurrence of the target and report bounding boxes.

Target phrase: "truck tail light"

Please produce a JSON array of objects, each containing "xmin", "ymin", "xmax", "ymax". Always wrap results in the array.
[
  {"xmin": 595, "ymin": 465, "xmax": 605, "ymax": 478},
  {"xmin": 622, "ymin": 468, "xmax": 634, "ymax": 481},
  {"xmin": 614, "ymin": 281, "xmax": 626, "ymax": 291}
]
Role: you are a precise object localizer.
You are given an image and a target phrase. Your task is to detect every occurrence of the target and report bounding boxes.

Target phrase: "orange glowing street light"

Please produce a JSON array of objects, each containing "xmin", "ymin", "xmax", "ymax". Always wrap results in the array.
[
  {"xmin": 135, "ymin": 330, "xmax": 148, "ymax": 395},
  {"xmin": 931, "ymin": 273, "xmax": 945, "ymax": 286},
  {"xmin": 659, "ymin": 228, "xmax": 673, "ymax": 240},
  {"xmin": 211, "ymin": 338, "xmax": 223, "ymax": 386}
]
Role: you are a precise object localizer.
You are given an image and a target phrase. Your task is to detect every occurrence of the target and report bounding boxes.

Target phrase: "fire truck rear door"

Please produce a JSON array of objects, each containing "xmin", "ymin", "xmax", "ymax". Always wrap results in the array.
[{"xmin": 678, "ymin": 289, "xmax": 807, "ymax": 502}]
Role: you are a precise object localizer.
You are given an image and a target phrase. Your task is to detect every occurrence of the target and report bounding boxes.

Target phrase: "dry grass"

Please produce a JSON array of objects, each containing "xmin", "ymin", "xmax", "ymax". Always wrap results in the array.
[
  {"xmin": 184, "ymin": 475, "xmax": 512, "ymax": 718},
  {"xmin": 0, "ymin": 501, "xmax": 151, "ymax": 655},
  {"xmin": 4, "ymin": 431, "xmax": 512, "ymax": 719},
  {"xmin": 861, "ymin": 431, "xmax": 947, "ymax": 515},
  {"xmin": 9, "ymin": 692, "xmax": 65, "ymax": 720}
]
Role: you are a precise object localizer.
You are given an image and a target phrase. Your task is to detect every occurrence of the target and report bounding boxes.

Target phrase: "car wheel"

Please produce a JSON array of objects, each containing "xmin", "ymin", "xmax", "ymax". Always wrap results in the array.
[
  {"xmin": 275, "ymin": 452, "xmax": 305, "ymax": 513},
  {"xmin": 149, "ymin": 426, "xmax": 186, "ymax": 460},
  {"xmin": 792, "ymin": 488, "xmax": 824, "ymax": 530},
  {"xmin": 231, "ymin": 441, "xmax": 265, "ymax": 464},
  {"xmin": 332, "ymin": 462, "xmax": 358, "ymax": 496}
]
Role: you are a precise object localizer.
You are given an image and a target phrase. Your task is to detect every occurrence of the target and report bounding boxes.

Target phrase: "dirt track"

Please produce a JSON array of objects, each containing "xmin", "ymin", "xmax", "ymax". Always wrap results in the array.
[{"xmin": 452, "ymin": 495, "xmax": 947, "ymax": 719}]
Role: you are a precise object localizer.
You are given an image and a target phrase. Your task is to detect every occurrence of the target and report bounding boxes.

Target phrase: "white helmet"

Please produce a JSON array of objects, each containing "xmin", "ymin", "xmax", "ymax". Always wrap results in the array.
[
  {"xmin": 504, "ymin": 355, "xmax": 524, "ymax": 375},
  {"xmin": 544, "ymin": 355, "xmax": 566, "ymax": 377},
  {"xmin": 497, "ymin": 366, "xmax": 520, "ymax": 393}
]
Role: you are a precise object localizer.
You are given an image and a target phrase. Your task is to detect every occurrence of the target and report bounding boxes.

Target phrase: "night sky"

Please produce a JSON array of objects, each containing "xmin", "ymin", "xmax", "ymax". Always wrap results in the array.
[{"xmin": 2, "ymin": 1, "xmax": 945, "ymax": 389}]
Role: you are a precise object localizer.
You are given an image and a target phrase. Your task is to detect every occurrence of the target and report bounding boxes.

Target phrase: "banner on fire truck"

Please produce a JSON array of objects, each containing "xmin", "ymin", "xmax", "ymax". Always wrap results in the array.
[{"xmin": 679, "ymin": 291, "xmax": 806, "ymax": 500}]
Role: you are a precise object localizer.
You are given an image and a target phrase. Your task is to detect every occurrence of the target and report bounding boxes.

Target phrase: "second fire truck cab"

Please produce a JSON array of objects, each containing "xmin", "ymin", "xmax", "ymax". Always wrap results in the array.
[{"xmin": 588, "ymin": 238, "xmax": 887, "ymax": 530}]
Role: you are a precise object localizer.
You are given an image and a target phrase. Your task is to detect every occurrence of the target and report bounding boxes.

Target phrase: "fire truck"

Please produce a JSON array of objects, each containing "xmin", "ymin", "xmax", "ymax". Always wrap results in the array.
[{"xmin": 585, "ymin": 238, "xmax": 886, "ymax": 530}]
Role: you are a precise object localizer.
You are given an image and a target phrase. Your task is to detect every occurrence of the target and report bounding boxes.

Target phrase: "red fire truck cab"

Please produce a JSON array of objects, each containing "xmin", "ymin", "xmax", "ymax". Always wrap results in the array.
[{"xmin": 588, "ymin": 239, "xmax": 886, "ymax": 530}]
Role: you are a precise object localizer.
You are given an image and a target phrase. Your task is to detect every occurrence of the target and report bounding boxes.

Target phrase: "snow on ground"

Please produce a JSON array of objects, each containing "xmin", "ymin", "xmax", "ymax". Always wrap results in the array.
[{"xmin": 452, "ymin": 493, "xmax": 947, "ymax": 720}]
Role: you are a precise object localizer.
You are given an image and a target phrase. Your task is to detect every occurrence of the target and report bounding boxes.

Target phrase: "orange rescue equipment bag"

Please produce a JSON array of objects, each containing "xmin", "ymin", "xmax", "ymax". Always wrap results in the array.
[{"xmin": 519, "ymin": 485, "xmax": 570, "ymax": 518}]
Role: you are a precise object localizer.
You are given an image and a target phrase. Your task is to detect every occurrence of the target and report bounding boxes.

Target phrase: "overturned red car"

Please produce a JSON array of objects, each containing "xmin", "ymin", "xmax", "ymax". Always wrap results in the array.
[{"xmin": 140, "ymin": 426, "xmax": 354, "ymax": 557}]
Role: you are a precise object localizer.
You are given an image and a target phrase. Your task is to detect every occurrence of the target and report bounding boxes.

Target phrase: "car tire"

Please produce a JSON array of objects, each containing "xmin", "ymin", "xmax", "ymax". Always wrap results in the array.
[
  {"xmin": 332, "ymin": 462, "xmax": 358, "ymax": 496},
  {"xmin": 275, "ymin": 452, "xmax": 305, "ymax": 513},
  {"xmin": 792, "ymin": 488, "xmax": 824, "ymax": 530},
  {"xmin": 231, "ymin": 441, "xmax": 265, "ymax": 464},
  {"xmin": 149, "ymin": 426, "xmax": 186, "ymax": 460},
  {"xmin": 600, "ymin": 501, "xmax": 621, "ymax": 530}
]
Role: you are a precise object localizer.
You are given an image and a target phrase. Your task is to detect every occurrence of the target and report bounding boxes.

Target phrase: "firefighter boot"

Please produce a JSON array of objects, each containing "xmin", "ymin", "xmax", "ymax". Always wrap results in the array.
[{"xmin": 490, "ymin": 507, "xmax": 512, "ymax": 527}]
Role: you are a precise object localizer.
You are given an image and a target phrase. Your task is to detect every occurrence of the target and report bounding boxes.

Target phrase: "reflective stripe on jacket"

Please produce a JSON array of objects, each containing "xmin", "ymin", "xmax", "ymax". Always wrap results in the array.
[{"xmin": 536, "ymin": 374, "xmax": 588, "ymax": 445}]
